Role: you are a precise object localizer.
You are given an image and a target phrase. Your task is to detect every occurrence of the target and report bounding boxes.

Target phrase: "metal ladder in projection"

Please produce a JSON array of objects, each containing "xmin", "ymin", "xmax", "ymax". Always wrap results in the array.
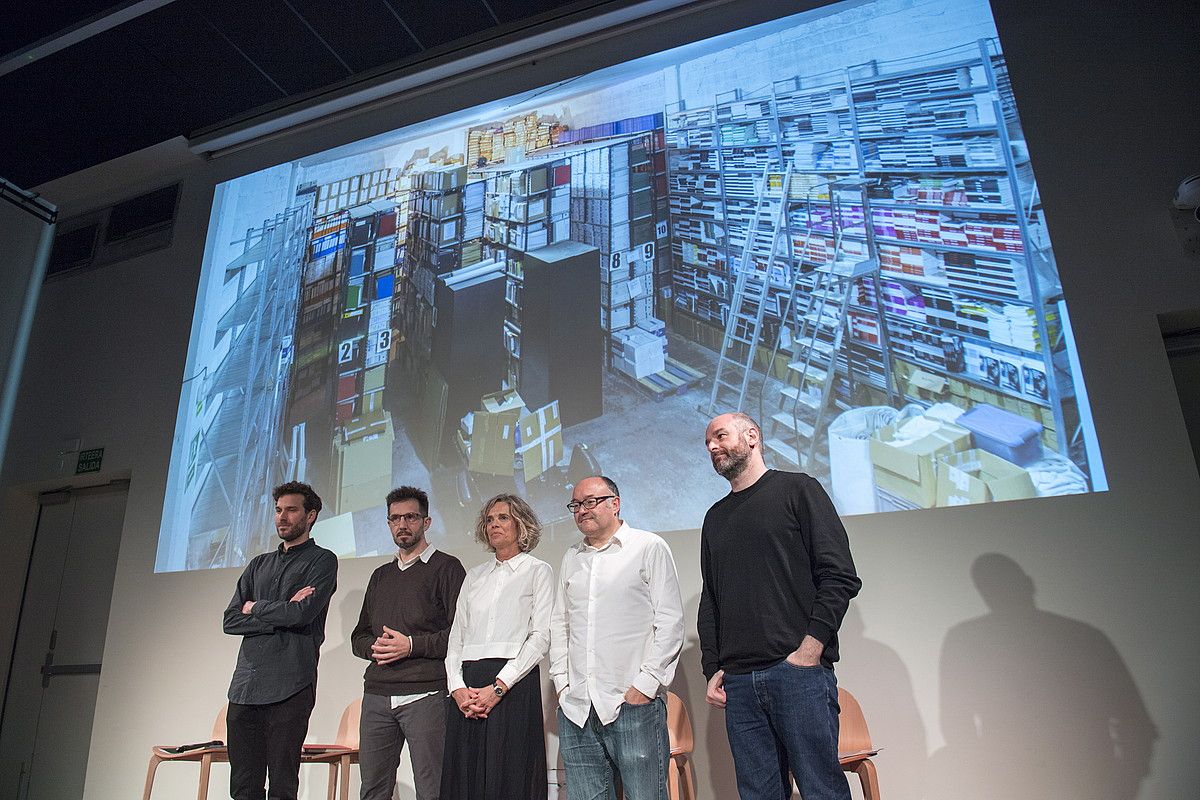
[
  {"xmin": 703, "ymin": 164, "xmax": 793, "ymax": 416},
  {"xmin": 762, "ymin": 178, "xmax": 888, "ymax": 470}
]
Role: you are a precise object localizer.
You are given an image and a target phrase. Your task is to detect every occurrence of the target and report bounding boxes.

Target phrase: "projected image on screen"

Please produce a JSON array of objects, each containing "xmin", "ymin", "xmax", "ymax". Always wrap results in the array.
[{"xmin": 156, "ymin": 0, "xmax": 1108, "ymax": 571}]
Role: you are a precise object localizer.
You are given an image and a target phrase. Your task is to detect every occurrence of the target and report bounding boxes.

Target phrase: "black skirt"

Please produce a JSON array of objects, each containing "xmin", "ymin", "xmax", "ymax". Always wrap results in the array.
[{"xmin": 440, "ymin": 658, "xmax": 548, "ymax": 800}]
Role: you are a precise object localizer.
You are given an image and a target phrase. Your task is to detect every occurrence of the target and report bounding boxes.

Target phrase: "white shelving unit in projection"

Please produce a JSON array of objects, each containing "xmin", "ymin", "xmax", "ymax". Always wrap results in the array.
[{"xmin": 665, "ymin": 39, "xmax": 1082, "ymax": 473}]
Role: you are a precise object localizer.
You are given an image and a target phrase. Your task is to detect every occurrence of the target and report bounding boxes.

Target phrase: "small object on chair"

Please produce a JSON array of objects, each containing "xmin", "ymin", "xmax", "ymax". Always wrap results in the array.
[
  {"xmin": 302, "ymin": 744, "xmax": 352, "ymax": 755},
  {"xmin": 297, "ymin": 699, "xmax": 362, "ymax": 800},
  {"xmin": 161, "ymin": 740, "xmax": 223, "ymax": 755},
  {"xmin": 143, "ymin": 706, "xmax": 229, "ymax": 800}
]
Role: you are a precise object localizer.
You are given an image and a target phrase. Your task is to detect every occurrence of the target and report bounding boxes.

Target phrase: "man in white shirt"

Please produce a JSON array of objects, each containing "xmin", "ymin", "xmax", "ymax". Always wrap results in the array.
[{"xmin": 550, "ymin": 475, "xmax": 685, "ymax": 800}]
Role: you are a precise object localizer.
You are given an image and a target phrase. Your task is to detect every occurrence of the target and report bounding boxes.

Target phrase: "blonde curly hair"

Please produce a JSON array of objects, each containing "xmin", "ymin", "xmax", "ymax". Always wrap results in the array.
[{"xmin": 474, "ymin": 494, "xmax": 542, "ymax": 553}]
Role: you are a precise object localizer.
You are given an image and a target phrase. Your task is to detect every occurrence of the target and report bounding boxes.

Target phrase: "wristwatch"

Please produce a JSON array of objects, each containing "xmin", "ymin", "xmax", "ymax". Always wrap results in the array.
[{"xmin": 493, "ymin": 683, "xmax": 506, "ymax": 698}]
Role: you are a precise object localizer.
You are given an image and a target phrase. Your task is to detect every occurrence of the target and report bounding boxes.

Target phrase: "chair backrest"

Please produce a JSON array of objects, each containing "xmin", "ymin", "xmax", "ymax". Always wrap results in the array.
[
  {"xmin": 334, "ymin": 698, "xmax": 362, "ymax": 750},
  {"xmin": 213, "ymin": 704, "xmax": 229, "ymax": 743},
  {"xmin": 837, "ymin": 687, "xmax": 874, "ymax": 755},
  {"xmin": 665, "ymin": 691, "xmax": 694, "ymax": 756}
]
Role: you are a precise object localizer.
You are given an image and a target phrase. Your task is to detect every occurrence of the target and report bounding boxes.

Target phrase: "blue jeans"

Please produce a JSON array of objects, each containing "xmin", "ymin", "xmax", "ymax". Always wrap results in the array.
[
  {"xmin": 557, "ymin": 698, "xmax": 669, "ymax": 800},
  {"xmin": 723, "ymin": 661, "xmax": 849, "ymax": 800}
]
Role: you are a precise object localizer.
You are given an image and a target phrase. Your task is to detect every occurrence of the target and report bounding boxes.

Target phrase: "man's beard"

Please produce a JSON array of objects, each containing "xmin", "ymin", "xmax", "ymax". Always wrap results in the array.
[
  {"xmin": 712, "ymin": 445, "xmax": 750, "ymax": 480},
  {"xmin": 394, "ymin": 530, "xmax": 423, "ymax": 551},
  {"xmin": 277, "ymin": 522, "xmax": 309, "ymax": 542}
]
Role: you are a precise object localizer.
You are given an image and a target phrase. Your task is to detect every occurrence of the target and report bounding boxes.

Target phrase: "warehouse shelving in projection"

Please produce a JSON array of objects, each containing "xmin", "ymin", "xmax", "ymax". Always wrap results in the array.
[{"xmin": 156, "ymin": 0, "xmax": 1107, "ymax": 572}]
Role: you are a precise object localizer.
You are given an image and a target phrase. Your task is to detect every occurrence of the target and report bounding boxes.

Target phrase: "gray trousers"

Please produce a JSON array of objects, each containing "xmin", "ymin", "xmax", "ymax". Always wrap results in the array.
[{"xmin": 359, "ymin": 692, "xmax": 446, "ymax": 800}]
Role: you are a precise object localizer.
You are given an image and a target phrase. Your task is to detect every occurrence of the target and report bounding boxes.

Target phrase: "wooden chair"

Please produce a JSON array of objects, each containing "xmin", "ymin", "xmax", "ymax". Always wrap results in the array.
[
  {"xmin": 143, "ymin": 699, "xmax": 362, "ymax": 800},
  {"xmin": 142, "ymin": 705, "xmax": 229, "ymax": 800},
  {"xmin": 665, "ymin": 691, "xmax": 698, "ymax": 800},
  {"xmin": 301, "ymin": 698, "xmax": 362, "ymax": 800},
  {"xmin": 837, "ymin": 687, "xmax": 881, "ymax": 800}
]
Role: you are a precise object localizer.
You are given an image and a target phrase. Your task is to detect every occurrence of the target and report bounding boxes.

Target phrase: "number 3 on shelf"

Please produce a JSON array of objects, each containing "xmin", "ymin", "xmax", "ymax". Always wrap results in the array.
[{"xmin": 375, "ymin": 329, "xmax": 392, "ymax": 354}]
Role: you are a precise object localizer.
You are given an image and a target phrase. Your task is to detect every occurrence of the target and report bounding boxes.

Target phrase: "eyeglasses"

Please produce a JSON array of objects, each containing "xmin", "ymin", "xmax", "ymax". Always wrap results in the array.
[
  {"xmin": 566, "ymin": 495, "xmax": 615, "ymax": 513},
  {"xmin": 387, "ymin": 513, "xmax": 426, "ymax": 525}
]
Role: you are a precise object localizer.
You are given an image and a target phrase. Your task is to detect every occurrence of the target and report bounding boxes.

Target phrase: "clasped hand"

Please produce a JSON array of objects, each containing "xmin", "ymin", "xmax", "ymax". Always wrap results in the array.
[
  {"xmin": 370, "ymin": 625, "xmax": 412, "ymax": 666},
  {"xmin": 451, "ymin": 680, "xmax": 508, "ymax": 719}
]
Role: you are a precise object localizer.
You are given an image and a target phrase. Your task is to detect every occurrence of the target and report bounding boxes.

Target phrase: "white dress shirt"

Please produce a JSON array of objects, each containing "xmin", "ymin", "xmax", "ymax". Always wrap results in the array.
[
  {"xmin": 445, "ymin": 551, "xmax": 554, "ymax": 693},
  {"xmin": 549, "ymin": 522, "xmax": 685, "ymax": 726}
]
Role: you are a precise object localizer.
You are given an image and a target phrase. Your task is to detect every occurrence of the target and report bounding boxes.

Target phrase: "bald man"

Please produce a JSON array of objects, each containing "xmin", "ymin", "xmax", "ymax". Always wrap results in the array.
[{"xmin": 699, "ymin": 413, "xmax": 861, "ymax": 800}]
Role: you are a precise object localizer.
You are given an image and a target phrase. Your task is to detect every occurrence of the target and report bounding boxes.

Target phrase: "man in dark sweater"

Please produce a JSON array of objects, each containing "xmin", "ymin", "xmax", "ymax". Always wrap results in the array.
[
  {"xmin": 351, "ymin": 486, "xmax": 465, "ymax": 800},
  {"xmin": 222, "ymin": 481, "xmax": 338, "ymax": 800},
  {"xmin": 699, "ymin": 413, "xmax": 861, "ymax": 800}
]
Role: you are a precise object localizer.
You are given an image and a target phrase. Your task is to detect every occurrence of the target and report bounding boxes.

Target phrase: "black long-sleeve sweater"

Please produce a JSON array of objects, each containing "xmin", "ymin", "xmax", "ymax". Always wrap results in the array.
[
  {"xmin": 351, "ymin": 549, "xmax": 466, "ymax": 695},
  {"xmin": 698, "ymin": 470, "xmax": 861, "ymax": 678}
]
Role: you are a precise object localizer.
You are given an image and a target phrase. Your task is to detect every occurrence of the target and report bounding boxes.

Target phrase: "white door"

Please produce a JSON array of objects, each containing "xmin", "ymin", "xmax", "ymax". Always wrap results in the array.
[{"xmin": 0, "ymin": 480, "xmax": 127, "ymax": 799}]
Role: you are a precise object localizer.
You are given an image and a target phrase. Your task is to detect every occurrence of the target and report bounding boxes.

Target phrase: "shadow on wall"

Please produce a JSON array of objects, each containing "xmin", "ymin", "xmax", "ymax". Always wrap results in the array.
[
  {"xmin": 336, "ymin": 587, "xmax": 366, "ymax": 653},
  {"xmin": 837, "ymin": 604, "xmax": 928, "ymax": 800},
  {"xmin": 326, "ymin": 585, "xmax": 369, "ymax": 720},
  {"xmin": 928, "ymin": 554, "xmax": 1157, "ymax": 800}
]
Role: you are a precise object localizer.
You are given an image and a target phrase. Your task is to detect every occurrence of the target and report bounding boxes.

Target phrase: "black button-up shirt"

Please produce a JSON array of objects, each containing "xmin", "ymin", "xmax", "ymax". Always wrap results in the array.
[{"xmin": 223, "ymin": 537, "xmax": 338, "ymax": 705}]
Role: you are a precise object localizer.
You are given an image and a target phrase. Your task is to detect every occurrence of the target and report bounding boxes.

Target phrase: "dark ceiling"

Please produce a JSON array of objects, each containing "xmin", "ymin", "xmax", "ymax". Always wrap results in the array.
[{"xmin": 0, "ymin": 0, "xmax": 594, "ymax": 189}]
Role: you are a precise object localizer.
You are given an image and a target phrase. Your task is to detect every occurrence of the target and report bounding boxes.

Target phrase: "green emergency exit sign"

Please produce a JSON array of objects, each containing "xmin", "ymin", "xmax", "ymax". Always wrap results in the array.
[{"xmin": 75, "ymin": 447, "xmax": 104, "ymax": 474}]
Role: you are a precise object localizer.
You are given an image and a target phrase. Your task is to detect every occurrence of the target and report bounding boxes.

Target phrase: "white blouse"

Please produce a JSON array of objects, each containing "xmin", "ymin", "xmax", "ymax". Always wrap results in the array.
[{"xmin": 445, "ymin": 551, "xmax": 554, "ymax": 692}]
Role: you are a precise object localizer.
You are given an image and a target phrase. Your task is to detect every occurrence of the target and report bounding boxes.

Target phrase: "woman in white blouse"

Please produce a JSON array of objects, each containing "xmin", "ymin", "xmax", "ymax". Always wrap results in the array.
[{"xmin": 440, "ymin": 493, "xmax": 554, "ymax": 800}]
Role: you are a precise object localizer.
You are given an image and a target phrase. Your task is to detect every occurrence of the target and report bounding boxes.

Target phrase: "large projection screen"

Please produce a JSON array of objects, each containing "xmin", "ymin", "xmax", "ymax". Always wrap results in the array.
[{"xmin": 156, "ymin": 0, "xmax": 1108, "ymax": 572}]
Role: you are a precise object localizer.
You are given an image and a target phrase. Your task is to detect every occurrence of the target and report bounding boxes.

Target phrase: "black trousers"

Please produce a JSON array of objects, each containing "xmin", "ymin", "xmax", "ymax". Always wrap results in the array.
[{"xmin": 227, "ymin": 684, "xmax": 316, "ymax": 800}]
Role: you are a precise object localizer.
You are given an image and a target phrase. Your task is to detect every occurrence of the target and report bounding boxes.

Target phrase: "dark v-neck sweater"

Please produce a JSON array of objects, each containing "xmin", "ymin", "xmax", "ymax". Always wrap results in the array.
[
  {"xmin": 698, "ymin": 470, "xmax": 861, "ymax": 678},
  {"xmin": 350, "ymin": 549, "xmax": 466, "ymax": 696}
]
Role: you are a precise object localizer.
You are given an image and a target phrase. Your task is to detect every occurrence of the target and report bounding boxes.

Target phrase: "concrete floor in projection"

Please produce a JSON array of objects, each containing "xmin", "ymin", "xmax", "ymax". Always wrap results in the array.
[{"xmin": 349, "ymin": 333, "xmax": 829, "ymax": 557}]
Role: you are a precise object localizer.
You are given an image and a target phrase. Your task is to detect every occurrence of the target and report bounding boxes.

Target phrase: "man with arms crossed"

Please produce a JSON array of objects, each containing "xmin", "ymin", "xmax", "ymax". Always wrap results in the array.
[
  {"xmin": 351, "ymin": 486, "xmax": 465, "ymax": 800},
  {"xmin": 550, "ymin": 475, "xmax": 685, "ymax": 800},
  {"xmin": 223, "ymin": 481, "xmax": 338, "ymax": 800},
  {"xmin": 700, "ymin": 413, "xmax": 862, "ymax": 800}
]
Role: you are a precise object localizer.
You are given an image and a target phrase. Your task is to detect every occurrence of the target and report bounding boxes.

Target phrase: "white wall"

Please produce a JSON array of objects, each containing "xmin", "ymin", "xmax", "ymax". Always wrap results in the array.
[{"xmin": 2, "ymin": 1, "xmax": 1199, "ymax": 798}]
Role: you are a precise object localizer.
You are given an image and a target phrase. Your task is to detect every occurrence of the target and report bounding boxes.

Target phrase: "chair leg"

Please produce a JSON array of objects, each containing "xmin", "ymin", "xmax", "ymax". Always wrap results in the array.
[
  {"xmin": 854, "ymin": 759, "xmax": 880, "ymax": 800},
  {"xmin": 668, "ymin": 756, "xmax": 681, "ymax": 800},
  {"xmin": 339, "ymin": 755, "xmax": 351, "ymax": 800},
  {"xmin": 197, "ymin": 754, "xmax": 213, "ymax": 800},
  {"xmin": 326, "ymin": 761, "xmax": 338, "ymax": 800},
  {"xmin": 142, "ymin": 754, "xmax": 162, "ymax": 800},
  {"xmin": 681, "ymin": 757, "xmax": 697, "ymax": 800}
]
